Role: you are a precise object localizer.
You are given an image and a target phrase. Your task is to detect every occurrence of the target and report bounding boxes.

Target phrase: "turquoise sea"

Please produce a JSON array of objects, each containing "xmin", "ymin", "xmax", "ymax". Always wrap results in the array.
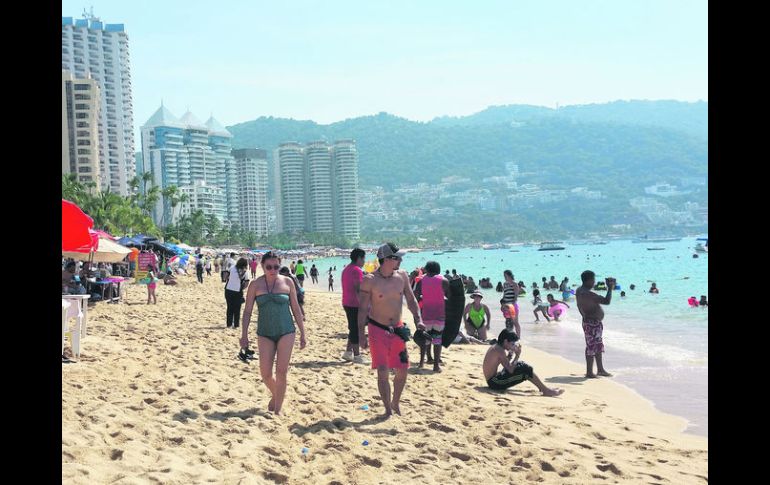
[{"xmin": 308, "ymin": 239, "xmax": 708, "ymax": 437}]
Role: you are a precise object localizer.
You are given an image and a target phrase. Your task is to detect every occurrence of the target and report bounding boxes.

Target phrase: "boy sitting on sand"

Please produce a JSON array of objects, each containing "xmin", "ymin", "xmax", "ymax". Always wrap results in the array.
[{"xmin": 483, "ymin": 329, "xmax": 564, "ymax": 397}]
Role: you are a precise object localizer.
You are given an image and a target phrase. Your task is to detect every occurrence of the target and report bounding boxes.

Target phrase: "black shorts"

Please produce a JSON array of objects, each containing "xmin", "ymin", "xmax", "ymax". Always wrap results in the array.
[
  {"xmin": 487, "ymin": 361, "xmax": 534, "ymax": 390},
  {"xmin": 343, "ymin": 306, "xmax": 359, "ymax": 344},
  {"xmin": 297, "ymin": 274, "xmax": 305, "ymax": 281}
]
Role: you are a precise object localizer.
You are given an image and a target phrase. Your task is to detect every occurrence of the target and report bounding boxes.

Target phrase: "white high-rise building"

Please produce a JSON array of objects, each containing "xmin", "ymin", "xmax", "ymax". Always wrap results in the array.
[
  {"xmin": 273, "ymin": 140, "xmax": 360, "ymax": 240},
  {"xmin": 305, "ymin": 141, "xmax": 334, "ymax": 233},
  {"xmin": 276, "ymin": 143, "xmax": 307, "ymax": 233},
  {"xmin": 140, "ymin": 104, "xmax": 238, "ymax": 227},
  {"xmin": 62, "ymin": 70, "xmax": 101, "ymax": 187},
  {"xmin": 62, "ymin": 14, "xmax": 135, "ymax": 195},
  {"xmin": 233, "ymin": 149, "xmax": 269, "ymax": 238},
  {"xmin": 332, "ymin": 140, "xmax": 360, "ymax": 240}
]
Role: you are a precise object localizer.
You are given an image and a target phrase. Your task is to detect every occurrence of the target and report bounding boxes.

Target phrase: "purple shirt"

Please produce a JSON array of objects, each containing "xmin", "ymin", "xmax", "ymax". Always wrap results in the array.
[{"xmin": 341, "ymin": 264, "xmax": 364, "ymax": 307}]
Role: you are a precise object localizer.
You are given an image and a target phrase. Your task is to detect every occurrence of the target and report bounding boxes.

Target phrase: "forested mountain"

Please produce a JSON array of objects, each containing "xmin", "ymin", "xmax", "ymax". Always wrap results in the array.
[{"xmin": 228, "ymin": 101, "xmax": 707, "ymax": 197}]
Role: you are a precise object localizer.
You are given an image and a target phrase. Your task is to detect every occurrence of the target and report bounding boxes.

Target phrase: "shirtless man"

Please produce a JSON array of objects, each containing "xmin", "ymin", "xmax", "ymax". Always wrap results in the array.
[
  {"xmin": 483, "ymin": 329, "xmax": 563, "ymax": 396},
  {"xmin": 575, "ymin": 270, "xmax": 614, "ymax": 378},
  {"xmin": 358, "ymin": 243, "xmax": 422, "ymax": 418}
]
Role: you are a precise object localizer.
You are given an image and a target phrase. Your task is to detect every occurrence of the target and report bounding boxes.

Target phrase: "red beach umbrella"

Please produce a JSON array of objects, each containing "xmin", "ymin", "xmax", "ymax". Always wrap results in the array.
[{"xmin": 62, "ymin": 199, "xmax": 98, "ymax": 253}]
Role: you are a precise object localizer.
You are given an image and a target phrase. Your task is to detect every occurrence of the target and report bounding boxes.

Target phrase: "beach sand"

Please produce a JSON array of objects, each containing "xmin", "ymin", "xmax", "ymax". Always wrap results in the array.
[{"xmin": 63, "ymin": 272, "xmax": 707, "ymax": 484}]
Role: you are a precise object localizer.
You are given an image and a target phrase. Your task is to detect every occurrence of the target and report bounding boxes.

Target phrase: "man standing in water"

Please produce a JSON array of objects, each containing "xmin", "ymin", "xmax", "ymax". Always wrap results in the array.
[
  {"xmin": 575, "ymin": 270, "xmax": 614, "ymax": 378},
  {"xmin": 358, "ymin": 243, "xmax": 422, "ymax": 418}
]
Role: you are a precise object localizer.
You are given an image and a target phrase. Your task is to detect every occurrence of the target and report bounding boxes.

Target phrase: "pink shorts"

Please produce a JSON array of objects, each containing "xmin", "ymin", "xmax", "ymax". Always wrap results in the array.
[
  {"xmin": 369, "ymin": 322, "xmax": 408, "ymax": 369},
  {"xmin": 147, "ymin": 283, "xmax": 157, "ymax": 290}
]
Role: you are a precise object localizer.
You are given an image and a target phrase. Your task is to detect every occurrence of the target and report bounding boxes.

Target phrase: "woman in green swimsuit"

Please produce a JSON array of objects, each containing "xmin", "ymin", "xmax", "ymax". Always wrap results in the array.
[
  {"xmin": 240, "ymin": 251, "xmax": 307, "ymax": 415},
  {"xmin": 463, "ymin": 291, "xmax": 491, "ymax": 341}
]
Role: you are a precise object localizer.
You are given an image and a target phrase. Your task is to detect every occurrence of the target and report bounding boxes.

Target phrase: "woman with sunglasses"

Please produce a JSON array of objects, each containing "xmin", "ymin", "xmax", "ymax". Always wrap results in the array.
[{"xmin": 240, "ymin": 251, "xmax": 307, "ymax": 415}]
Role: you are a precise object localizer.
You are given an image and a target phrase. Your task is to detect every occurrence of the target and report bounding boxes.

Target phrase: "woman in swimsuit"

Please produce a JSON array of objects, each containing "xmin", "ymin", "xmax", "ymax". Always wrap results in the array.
[
  {"xmin": 502, "ymin": 270, "xmax": 520, "ymax": 332},
  {"xmin": 240, "ymin": 251, "xmax": 307, "ymax": 415},
  {"xmin": 463, "ymin": 291, "xmax": 491, "ymax": 340}
]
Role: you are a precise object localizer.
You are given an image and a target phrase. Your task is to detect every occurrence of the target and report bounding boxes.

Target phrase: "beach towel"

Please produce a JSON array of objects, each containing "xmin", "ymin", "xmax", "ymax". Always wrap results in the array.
[{"xmin": 442, "ymin": 278, "xmax": 466, "ymax": 348}]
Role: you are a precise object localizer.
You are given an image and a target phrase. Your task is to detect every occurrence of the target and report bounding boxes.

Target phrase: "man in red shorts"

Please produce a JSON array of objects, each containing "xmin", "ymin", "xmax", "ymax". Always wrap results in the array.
[{"xmin": 358, "ymin": 242, "xmax": 422, "ymax": 418}]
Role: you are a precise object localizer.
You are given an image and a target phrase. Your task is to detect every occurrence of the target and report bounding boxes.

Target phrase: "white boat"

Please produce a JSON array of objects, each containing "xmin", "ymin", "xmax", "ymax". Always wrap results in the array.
[
  {"xmin": 694, "ymin": 238, "xmax": 708, "ymax": 253},
  {"xmin": 538, "ymin": 241, "xmax": 566, "ymax": 251},
  {"xmin": 482, "ymin": 244, "xmax": 503, "ymax": 250}
]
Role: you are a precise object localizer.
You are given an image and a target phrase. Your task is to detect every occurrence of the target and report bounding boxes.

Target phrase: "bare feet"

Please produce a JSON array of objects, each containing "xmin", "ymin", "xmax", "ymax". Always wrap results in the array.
[
  {"xmin": 597, "ymin": 370, "xmax": 613, "ymax": 377},
  {"xmin": 268, "ymin": 397, "xmax": 275, "ymax": 412},
  {"xmin": 433, "ymin": 365, "xmax": 441, "ymax": 373},
  {"xmin": 543, "ymin": 387, "xmax": 564, "ymax": 397},
  {"xmin": 391, "ymin": 402, "xmax": 401, "ymax": 415},
  {"xmin": 585, "ymin": 373, "xmax": 598, "ymax": 378},
  {"xmin": 381, "ymin": 409, "xmax": 392, "ymax": 420}
]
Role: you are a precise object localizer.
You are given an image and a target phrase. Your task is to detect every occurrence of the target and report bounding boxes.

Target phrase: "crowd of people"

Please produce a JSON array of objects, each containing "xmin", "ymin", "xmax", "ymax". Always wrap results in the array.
[{"xmin": 65, "ymin": 239, "xmax": 706, "ymax": 420}]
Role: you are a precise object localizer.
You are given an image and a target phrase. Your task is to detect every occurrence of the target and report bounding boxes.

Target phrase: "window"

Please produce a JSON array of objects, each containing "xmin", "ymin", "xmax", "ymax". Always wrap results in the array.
[
  {"xmin": 77, "ymin": 148, "xmax": 90, "ymax": 155},
  {"xmin": 74, "ymin": 84, "xmax": 91, "ymax": 91},
  {"xmin": 74, "ymin": 94, "xmax": 90, "ymax": 100},
  {"xmin": 77, "ymin": 130, "xmax": 90, "ymax": 137},
  {"xmin": 75, "ymin": 113, "xmax": 88, "ymax": 119},
  {"xmin": 77, "ymin": 140, "xmax": 91, "ymax": 146},
  {"xmin": 76, "ymin": 122, "xmax": 89, "ymax": 128},
  {"xmin": 77, "ymin": 160, "xmax": 91, "ymax": 168},
  {"xmin": 75, "ymin": 103, "xmax": 89, "ymax": 110}
]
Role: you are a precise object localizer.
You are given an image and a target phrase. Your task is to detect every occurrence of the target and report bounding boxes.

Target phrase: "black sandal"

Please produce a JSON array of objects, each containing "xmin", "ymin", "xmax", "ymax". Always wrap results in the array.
[{"xmin": 237, "ymin": 349, "xmax": 250, "ymax": 363}]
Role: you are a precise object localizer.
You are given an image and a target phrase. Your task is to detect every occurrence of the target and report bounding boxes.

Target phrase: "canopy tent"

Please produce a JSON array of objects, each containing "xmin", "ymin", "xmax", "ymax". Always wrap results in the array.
[
  {"xmin": 62, "ymin": 199, "xmax": 97, "ymax": 253},
  {"xmin": 147, "ymin": 241, "xmax": 178, "ymax": 257},
  {"xmin": 176, "ymin": 243, "xmax": 194, "ymax": 251},
  {"xmin": 62, "ymin": 234, "xmax": 132, "ymax": 263},
  {"xmin": 163, "ymin": 243, "xmax": 188, "ymax": 256},
  {"xmin": 116, "ymin": 234, "xmax": 158, "ymax": 248}
]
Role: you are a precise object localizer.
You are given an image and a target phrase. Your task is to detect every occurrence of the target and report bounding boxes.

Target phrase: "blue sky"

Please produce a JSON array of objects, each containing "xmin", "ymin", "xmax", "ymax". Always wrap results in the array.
[{"xmin": 63, "ymin": 0, "xmax": 707, "ymax": 138}]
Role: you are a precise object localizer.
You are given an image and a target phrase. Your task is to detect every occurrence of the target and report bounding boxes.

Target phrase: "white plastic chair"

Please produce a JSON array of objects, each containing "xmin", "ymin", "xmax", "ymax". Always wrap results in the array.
[
  {"xmin": 61, "ymin": 300, "xmax": 70, "ymax": 355},
  {"xmin": 62, "ymin": 295, "xmax": 89, "ymax": 358}
]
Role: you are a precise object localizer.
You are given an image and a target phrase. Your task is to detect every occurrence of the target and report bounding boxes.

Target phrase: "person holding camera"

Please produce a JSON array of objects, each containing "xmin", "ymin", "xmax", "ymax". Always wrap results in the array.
[
  {"xmin": 358, "ymin": 243, "xmax": 422, "ymax": 418},
  {"xmin": 575, "ymin": 270, "xmax": 614, "ymax": 378}
]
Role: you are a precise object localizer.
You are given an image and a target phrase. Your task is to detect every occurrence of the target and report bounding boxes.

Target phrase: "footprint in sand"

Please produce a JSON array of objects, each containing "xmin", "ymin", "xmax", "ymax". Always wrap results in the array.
[
  {"xmin": 428, "ymin": 422, "xmax": 456, "ymax": 433},
  {"xmin": 540, "ymin": 461, "xmax": 556, "ymax": 472},
  {"xmin": 448, "ymin": 451, "xmax": 471, "ymax": 462},
  {"xmin": 262, "ymin": 471, "xmax": 289, "ymax": 483},
  {"xmin": 596, "ymin": 463, "xmax": 623, "ymax": 476},
  {"xmin": 358, "ymin": 455, "xmax": 383, "ymax": 468}
]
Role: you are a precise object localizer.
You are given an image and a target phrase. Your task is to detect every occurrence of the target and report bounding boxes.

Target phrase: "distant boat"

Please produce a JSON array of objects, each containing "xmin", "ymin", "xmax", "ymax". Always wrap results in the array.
[
  {"xmin": 433, "ymin": 252, "xmax": 444, "ymax": 255},
  {"xmin": 509, "ymin": 249, "xmax": 520, "ymax": 252},
  {"xmin": 444, "ymin": 249, "xmax": 459, "ymax": 253},
  {"xmin": 694, "ymin": 243, "xmax": 708, "ymax": 253},
  {"xmin": 633, "ymin": 235, "xmax": 682, "ymax": 243},
  {"xmin": 482, "ymin": 244, "xmax": 502, "ymax": 250},
  {"xmin": 538, "ymin": 241, "xmax": 566, "ymax": 251},
  {"xmin": 647, "ymin": 247, "xmax": 666, "ymax": 251}
]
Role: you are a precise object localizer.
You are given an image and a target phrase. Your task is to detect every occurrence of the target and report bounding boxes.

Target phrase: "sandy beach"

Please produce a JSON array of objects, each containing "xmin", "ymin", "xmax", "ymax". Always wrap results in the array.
[{"xmin": 63, "ymin": 271, "xmax": 708, "ymax": 484}]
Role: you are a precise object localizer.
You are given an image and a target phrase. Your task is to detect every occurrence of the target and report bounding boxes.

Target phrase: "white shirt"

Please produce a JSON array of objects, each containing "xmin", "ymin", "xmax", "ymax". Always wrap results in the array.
[
  {"xmin": 226, "ymin": 267, "xmax": 246, "ymax": 292},
  {"xmin": 224, "ymin": 257, "xmax": 234, "ymax": 271}
]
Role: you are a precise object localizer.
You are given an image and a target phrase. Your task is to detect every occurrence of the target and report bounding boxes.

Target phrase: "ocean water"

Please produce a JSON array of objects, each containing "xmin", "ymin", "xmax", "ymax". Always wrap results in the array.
[{"xmin": 308, "ymin": 239, "xmax": 708, "ymax": 436}]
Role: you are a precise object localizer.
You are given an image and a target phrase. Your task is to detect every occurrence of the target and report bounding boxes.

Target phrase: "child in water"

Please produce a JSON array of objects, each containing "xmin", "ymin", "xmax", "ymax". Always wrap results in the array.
[
  {"xmin": 546, "ymin": 294, "xmax": 569, "ymax": 321},
  {"xmin": 532, "ymin": 289, "xmax": 551, "ymax": 323}
]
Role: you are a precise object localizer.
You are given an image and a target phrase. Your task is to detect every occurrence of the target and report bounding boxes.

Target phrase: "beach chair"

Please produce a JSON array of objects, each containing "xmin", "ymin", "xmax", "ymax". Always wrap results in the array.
[
  {"xmin": 62, "ymin": 295, "xmax": 90, "ymax": 358},
  {"xmin": 61, "ymin": 300, "xmax": 70, "ymax": 355}
]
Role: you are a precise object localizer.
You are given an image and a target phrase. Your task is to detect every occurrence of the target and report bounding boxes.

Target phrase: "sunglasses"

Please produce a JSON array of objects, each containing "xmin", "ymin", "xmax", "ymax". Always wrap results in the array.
[{"xmin": 264, "ymin": 264, "xmax": 280, "ymax": 270}]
